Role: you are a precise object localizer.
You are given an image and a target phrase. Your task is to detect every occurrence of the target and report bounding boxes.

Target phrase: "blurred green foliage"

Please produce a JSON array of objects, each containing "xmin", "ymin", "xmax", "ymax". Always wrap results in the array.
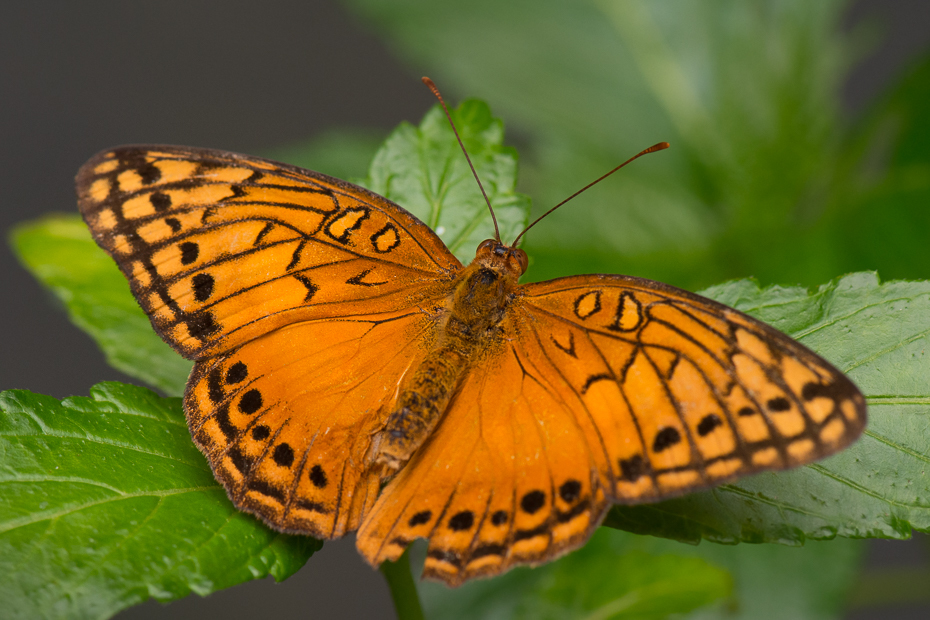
[{"xmin": 338, "ymin": 0, "xmax": 929, "ymax": 293}]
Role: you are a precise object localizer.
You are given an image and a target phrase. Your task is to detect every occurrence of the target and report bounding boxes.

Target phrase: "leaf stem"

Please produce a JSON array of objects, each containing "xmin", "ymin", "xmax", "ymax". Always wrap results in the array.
[{"xmin": 379, "ymin": 548, "xmax": 425, "ymax": 620}]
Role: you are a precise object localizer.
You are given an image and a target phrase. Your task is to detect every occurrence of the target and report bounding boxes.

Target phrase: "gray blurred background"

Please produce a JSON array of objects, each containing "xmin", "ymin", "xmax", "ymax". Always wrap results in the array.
[{"xmin": 2, "ymin": 1, "xmax": 929, "ymax": 618}]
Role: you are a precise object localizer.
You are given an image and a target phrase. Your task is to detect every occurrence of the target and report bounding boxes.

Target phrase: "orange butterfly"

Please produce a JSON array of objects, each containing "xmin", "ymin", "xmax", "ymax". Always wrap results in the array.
[{"xmin": 76, "ymin": 101, "xmax": 866, "ymax": 587}]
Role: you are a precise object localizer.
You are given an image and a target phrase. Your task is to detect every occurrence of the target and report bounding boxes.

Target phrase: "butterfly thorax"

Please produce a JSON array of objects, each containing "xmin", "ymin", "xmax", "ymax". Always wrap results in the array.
[{"xmin": 375, "ymin": 240, "xmax": 527, "ymax": 470}]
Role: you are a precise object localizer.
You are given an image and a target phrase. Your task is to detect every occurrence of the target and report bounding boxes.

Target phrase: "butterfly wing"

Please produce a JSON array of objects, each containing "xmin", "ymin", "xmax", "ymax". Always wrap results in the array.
[
  {"xmin": 77, "ymin": 146, "xmax": 462, "ymax": 536},
  {"xmin": 357, "ymin": 273, "xmax": 866, "ymax": 584},
  {"xmin": 76, "ymin": 145, "xmax": 459, "ymax": 358},
  {"xmin": 357, "ymin": 339, "xmax": 608, "ymax": 585},
  {"xmin": 520, "ymin": 274, "xmax": 866, "ymax": 501}
]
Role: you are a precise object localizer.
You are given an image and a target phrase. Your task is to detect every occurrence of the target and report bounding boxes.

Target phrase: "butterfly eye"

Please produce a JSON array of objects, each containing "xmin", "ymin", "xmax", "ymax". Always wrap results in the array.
[{"xmin": 510, "ymin": 249, "xmax": 529, "ymax": 275}]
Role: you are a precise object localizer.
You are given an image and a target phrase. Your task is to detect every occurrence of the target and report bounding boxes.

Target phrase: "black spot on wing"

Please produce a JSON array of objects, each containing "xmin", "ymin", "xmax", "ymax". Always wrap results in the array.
[
  {"xmin": 149, "ymin": 191, "xmax": 171, "ymax": 211},
  {"xmin": 408, "ymin": 510, "xmax": 432, "ymax": 526},
  {"xmin": 273, "ymin": 443, "xmax": 294, "ymax": 467},
  {"xmin": 238, "ymin": 389, "xmax": 263, "ymax": 415},
  {"xmin": 619, "ymin": 454, "xmax": 646, "ymax": 482},
  {"xmin": 448, "ymin": 511, "xmax": 474, "ymax": 531},
  {"xmin": 767, "ymin": 397, "xmax": 791, "ymax": 412},
  {"xmin": 427, "ymin": 549, "xmax": 462, "ymax": 568},
  {"xmin": 213, "ymin": 403, "xmax": 236, "ymax": 442},
  {"xmin": 179, "ymin": 241, "xmax": 199, "ymax": 265},
  {"xmin": 652, "ymin": 427, "xmax": 682, "ymax": 453},
  {"xmin": 697, "ymin": 414, "xmax": 722, "ymax": 437},
  {"xmin": 248, "ymin": 478, "xmax": 285, "ymax": 502},
  {"xmin": 192, "ymin": 273, "xmax": 215, "ymax": 302},
  {"xmin": 137, "ymin": 162, "xmax": 161, "ymax": 185},
  {"xmin": 207, "ymin": 368, "xmax": 224, "ymax": 404},
  {"xmin": 520, "ymin": 490, "xmax": 546, "ymax": 514},
  {"xmin": 227, "ymin": 445, "xmax": 251, "ymax": 475},
  {"xmin": 559, "ymin": 480, "xmax": 582, "ymax": 503},
  {"xmin": 226, "ymin": 361, "xmax": 248, "ymax": 384},
  {"xmin": 471, "ymin": 543, "xmax": 506, "ymax": 559},
  {"xmin": 187, "ymin": 311, "xmax": 219, "ymax": 341},
  {"xmin": 309, "ymin": 464, "xmax": 328, "ymax": 489}
]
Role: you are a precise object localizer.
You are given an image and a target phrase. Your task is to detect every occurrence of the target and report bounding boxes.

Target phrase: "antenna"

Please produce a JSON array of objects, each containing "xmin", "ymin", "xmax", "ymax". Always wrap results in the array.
[
  {"xmin": 422, "ymin": 77, "xmax": 501, "ymax": 242},
  {"xmin": 511, "ymin": 142, "xmax": 669, "ymax": 248}
]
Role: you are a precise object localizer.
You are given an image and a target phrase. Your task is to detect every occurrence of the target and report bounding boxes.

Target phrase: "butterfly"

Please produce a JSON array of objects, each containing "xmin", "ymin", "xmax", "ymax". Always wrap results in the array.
[{"xmin": 76, "ymin": 122, "xmax": 866, "ymax": 587}]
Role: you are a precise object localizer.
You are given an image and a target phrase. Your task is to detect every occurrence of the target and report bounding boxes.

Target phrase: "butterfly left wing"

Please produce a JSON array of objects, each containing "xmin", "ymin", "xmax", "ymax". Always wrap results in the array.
[
  {"xmin": 357, "ymin": 273, "xmax": 867, "ymax": 585},
  {"xmin": 76, "ymin": 145, "xmax": 463, "ymax": 537},
  {"xmin": 76, "ymin": 145, "xmax": 460, "ymax": 359}
]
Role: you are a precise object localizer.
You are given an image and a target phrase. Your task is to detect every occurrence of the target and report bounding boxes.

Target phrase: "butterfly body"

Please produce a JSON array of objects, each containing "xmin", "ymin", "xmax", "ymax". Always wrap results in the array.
[
  {"xmin": 377, "ymin": 239, "xmax": 528, "ymax": 468},
  {"xmin": 76, "ymin": 144, "xmax": 866, "ymax": 587}
]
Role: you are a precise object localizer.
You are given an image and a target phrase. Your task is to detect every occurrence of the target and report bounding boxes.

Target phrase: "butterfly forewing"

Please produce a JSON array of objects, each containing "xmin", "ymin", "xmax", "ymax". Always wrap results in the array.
[
  {"xmin": 76, "ymin": 146, "xmax": 460, "ymax": 359},
  {"xmin": 520, "ymin": 275, "xmax": 867, "ymax": 502}
]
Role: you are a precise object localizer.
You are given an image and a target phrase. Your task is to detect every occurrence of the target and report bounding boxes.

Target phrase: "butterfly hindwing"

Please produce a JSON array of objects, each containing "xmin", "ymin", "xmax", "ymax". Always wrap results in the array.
[
  {"xmin": 186, "ymin": 308, "xmax": 439, "ymax": 537},
  {"xmin": 76, "ymin": 146, "xmax": 460, "ymax": 359},
  {"xmin": 357, "ymin": 340, "xmax": 609, "ymax": 586}
]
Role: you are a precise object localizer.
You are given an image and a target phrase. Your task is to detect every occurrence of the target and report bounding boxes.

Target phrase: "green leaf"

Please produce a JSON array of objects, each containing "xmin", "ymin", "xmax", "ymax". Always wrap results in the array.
[
  {"xmin": 0, "ymin": 382, "xmax": 319, "ymax": 619},
  {"xmin": 420, "ymin": 528, "xmax": 732, "ymax": 620},
  {"xmin": 363, "ymin": 99, "xmax": 531, "ymax": 261},
  {"xmin": 10, "ymin": 216, "xmax": 192, "ymax": 396},
  {"xmin": 606, "ymin": 273, "xmax": 930, "ymax": 544}
]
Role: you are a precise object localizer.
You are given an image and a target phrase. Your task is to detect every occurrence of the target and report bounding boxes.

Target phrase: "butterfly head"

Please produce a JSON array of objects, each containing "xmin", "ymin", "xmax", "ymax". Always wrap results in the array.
[{"xmin": 475, "ymin": 239, "xmax": 528, "ymax": 277}]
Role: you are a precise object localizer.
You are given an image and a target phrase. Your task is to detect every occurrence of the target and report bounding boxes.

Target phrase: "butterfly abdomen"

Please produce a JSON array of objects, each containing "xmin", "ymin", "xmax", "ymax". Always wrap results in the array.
[{"xmin": 376, "ymin": 258, "xmax": 521, "ymax": 469}]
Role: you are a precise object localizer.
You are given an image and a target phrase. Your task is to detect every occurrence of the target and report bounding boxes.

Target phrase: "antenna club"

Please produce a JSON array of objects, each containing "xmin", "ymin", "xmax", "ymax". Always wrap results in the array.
[{"xmin": 422, "ymin": 77, "xmax": 440, "ymax": 97}]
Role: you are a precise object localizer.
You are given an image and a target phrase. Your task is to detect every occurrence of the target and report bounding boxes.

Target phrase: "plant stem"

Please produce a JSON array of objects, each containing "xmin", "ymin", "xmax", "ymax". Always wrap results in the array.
[{"xmin": 379, "ymin": 548, "xmax": 425, "ymax": 620}]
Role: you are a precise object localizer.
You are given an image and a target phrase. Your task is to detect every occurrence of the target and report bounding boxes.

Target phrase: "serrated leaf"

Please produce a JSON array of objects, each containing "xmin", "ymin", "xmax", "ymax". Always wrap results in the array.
[
  {"xmin": 363, "ymin": 99, "xmax": 531, "ymax": 261},
  {"xmin": 420, "ymin": 528, "xmax": 731, "ymax": 620},
  {"xmin": 0, "ymin": 382, "xmax": 319, "ymax": 620},
  {"xmin": 10, "ymin": 216, "xmax": 191, "ymax": 396},
  {"xmin": 606, "ymin": 273, "xmax": 930, "ymax": 544}
]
